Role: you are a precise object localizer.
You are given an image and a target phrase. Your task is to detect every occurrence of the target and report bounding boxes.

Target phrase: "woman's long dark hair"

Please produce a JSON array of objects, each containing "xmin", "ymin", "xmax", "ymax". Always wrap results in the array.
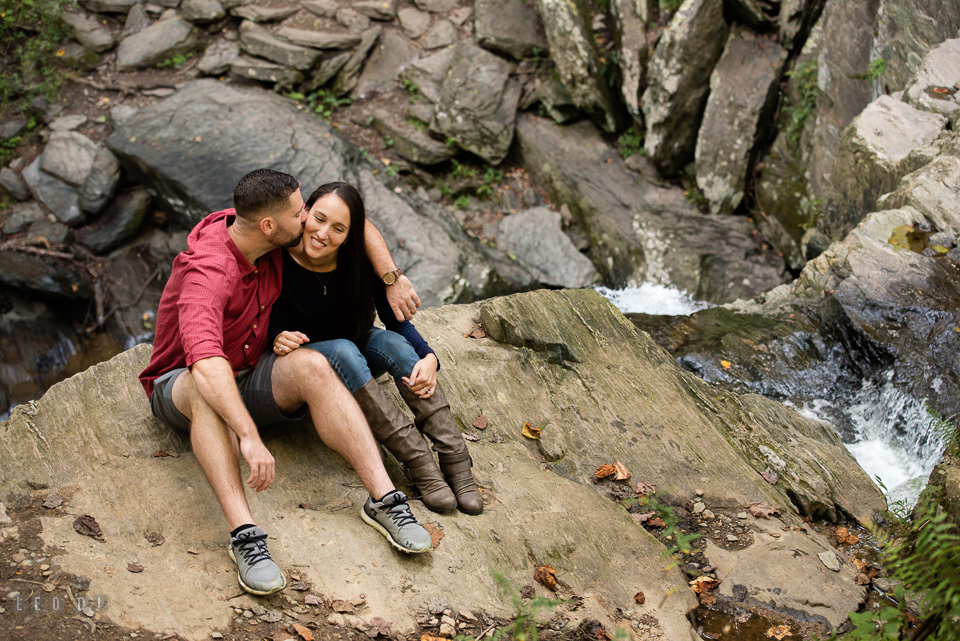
[{"xmin": 304, "ymin": 182, "xmax": 375, "ymax": 346}]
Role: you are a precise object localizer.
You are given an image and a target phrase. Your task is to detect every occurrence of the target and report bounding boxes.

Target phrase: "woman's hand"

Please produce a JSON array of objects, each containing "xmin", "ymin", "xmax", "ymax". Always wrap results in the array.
[
  {"xmin": 274, "ymin": 330, "xmax": 309, "ymax": 356},
  {"xmin": 402, "ymin": 353, "xmax": 438, "ymax": 398}
]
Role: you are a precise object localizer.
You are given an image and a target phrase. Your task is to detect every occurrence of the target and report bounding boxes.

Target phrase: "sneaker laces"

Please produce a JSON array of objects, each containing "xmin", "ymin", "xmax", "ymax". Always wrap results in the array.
[
  {"xmin": 382, "ymin": 496, "xmax": 418, "ymax": 528},
  {"xmin": 234, "ymin": 531, "xmax": 272, "ymax": 566}
]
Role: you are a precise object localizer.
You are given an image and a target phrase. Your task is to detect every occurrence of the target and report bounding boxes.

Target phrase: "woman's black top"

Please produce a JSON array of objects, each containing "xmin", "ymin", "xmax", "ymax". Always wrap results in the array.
[{"xmin": 267, "ymin": 248, "xmax": 436, "ymax": 363}]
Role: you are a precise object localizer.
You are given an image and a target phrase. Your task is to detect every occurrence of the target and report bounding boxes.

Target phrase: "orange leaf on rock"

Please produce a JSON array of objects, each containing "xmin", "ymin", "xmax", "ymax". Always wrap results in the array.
[
  {"xmin": 521, "ymin": 422, "xmax": 541, "ymax": 439},
  {"xmin": 836, "ymin": 527, "xmax": 860, "ymax": 546},
  {"xmin": 688, "ymin": 576, "xmax": 721, "ymax": 594},
  {"xmin": 473, "ymin": 416, "xmax": 488, "ymax": 430},
  {"xmin": 647, "ymin": 517, "xmax": 665, "ymax": 528},
  {"xmin": 720, "ymin": 360, "xmax": 732, "ymax": 370},
  {"xmin": 634, "ymin": 592, "xmax": 645, "ymax": 604},
  {"xmin": 293, "ymin": 623, "xmax": 314, "ymax": 641},
  {"xmin": 699, "ymin": 592, "xmax": 717, "ymax": 606},
  {"xmin": 468, "ymin": 327, "xmax": 486, "ymax": 339},
  {"xmin": 595, "ymin": 464, "xmax": 617, "ymax": 479},
  {"xmin": 421, "ymin": 636, "xmax": 445, "ymax": 641},
  {"xmin": 424, "ymin": 523, "xmax": 445, "ymax": 548},
  {"xmin": 933, "ymin": 86, "xmax": 950, "ymax": 94},
  {"xmin": 613, "ymin": 461, "xmax": 631, "ymax": 481},
  {"xmin": 765, "ymin": 625, "xmax": 791, "ymax": 640},
  {"xmin": 534, "ymin": 565, "xmax": 557, "ymax": 591}
]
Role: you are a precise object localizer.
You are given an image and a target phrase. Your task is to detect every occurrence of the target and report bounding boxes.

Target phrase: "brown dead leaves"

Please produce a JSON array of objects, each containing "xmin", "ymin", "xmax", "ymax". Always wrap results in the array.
[
  {"xmin": 534, "ymin": 565, "xmax": 557, "ymax": 591},
  {"xmin": 635, "ymin": 481, "xmax": 656, "ymax": 496},
  {"xmin": 836, "ymin": 527, "xmax": 860, "ymax": 546},
  {"xmin": 73, "ymin": 514, "xmax": 103, "ymax": 540},
  {"xmin": 472, "ymin": 416, "xmax": 488, "ymax": 430},
  {"xmin": 521, "ymin": 422, "xmax": 541, "ymax": 439},
  {"xmin": 749, "ymin": 502, "xmax": 779, "ymax": 519},
  {"xmin": 465, "ymin": 325, "xmax": 486, "ymax": 339},
  {"xmin": 766, "ymin": 625, "xmax": 792, "ymax": 640},
  {"xmin": 633, "ymin": 592, "xmax": 645, "ymax": 604},
  {"xmin": 423, "ymin": 524, "xmax": 445, "ymax": 549},
  {"xmin": 153, "ymin": 450, "xmax": 180, "ymax": 458},
  {"xmin": 688, "ymin": 576, "xmax": 721, "ymax": 594},
  {"xmin": 126, "ymin": 562, "xmax": 144, "ymax": 573},
  {"xmin": 594, "ymin": 461, "xmax": 631, "ymax": 481},
  {"xmin": 293, "ymin": 623, "xmax": 313, "ymax": 641}
]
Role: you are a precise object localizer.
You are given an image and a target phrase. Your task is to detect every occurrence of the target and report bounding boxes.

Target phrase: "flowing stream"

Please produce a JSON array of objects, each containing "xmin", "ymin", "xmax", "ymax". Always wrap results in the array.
[{"xmin": 597, "ymin": 285, "xmax": 946, "ymax": 509}]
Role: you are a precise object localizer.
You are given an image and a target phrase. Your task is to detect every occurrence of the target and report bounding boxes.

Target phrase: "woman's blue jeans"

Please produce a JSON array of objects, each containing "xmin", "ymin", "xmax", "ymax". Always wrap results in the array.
[{"xmin": 304, "ymin": 328, "xmax": 421, "ymax": 393}]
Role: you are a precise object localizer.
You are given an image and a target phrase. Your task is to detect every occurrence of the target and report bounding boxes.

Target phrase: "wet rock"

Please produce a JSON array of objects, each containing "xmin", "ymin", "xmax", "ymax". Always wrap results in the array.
[
  {"xmin": 58, "ymin": 42, "xmax": 106, "ymax": 70},
  {"xmin": 122, "ymin": 4, "xmax": 151, "ymax": 38},
  {"xmin": 116, "ymin": 18, "xmax": 197, "ymax": 70},
  {"xmin": 494, "ymin": 207, "xmax": 598, "ymax": 288},
  {"xmin": 230, "ymin": 5, "xmax": 298, "ymax": 23},
  {"xmin": 903, "ymin": 38, "xmax": 960, "ymax": 118},
  {"xmin": 229, "ymin": 56, "xmax": 303, "ymax": 89},
  {"xmin": 277, "ymin": 28, "xmax": 361, "ymax": 50},
  {"xmin": 474, "ymin": 0, "xmax": 548, "ymax": 60},
  {"xmin": 22, "ymin": 159, "xmax": 82, "ymax": 225},
  {"xmin": 515, "ymin": 114, "xmax": 788, "ymax": 302},
  {"xmin": 0, "ymin": 168, "xmax": 31, "ymax": 202},
  {"xmin": 398, "ymin": 7, "xmax": 431, "ymax": 39},
  {"xmin": 371, "ymin": 109, "xmax": 454, "ymax": 166},
  {"xmin": 354, "ymin": 0, "xmax": 397, "ymax": 20},
  {"xmin": 642, "ymin": 0, "xmax": 728, "ymax": 176},
  {"xmin": 536, "ymin": 0, "xmax": 618, "ymax": 133},
  {"xmin": 80, "ymin": 0, "xmax": 140, "ymax": 13},
  {"xmin": 414, "ymin": 0, "xmax": 458, "ymax": 13},
  {"xmin": 181, "ymin": 0, "xmax": 225, "ymax": 24},
  {"xmin": 76, "ymin": 188, "xmax": 152, "ymax": 254},
  {"xmin": 304, "ymin": 52, "xmax": 351, "ymax": 92},
  {"xmin": 240, "ymin": 29, "xmax": 320, "ymax": 71},
  {"xmin": 336, "ymin": 8, "xmax": 372, "ymax": 32},
  {"xmin": 26, "ymin": 219, "xmax": 73, "ymax": 245},
  {"xmin": 402, "ymin": 47, "xmax": 454, "ymax": 103},
  {"xmin": 353, "ymin": 30, "xmax": 419, "ymax": 97},
  {"xmin": 432, "ymin": 41, "xmax": 521, "ymax": 164},
  {"xmin": 873, "ymin": 0, "xmax": 960, "ymax": 93},
  {"xmin": 422, "ymin": 19, "xmax": 457, "ymax": 50},
  {"xmin": 78, "ymin": 147, "xmax": 122, "ymax": 214},
  {"xmin": 927, "ymin": 453, "xmax": 960, "ymax": 528},
  {"xmin": 610, "ymin": 0, "xmax": 648, "ymax": 132},
  {"xmin": 695, "ymin": 31, "xmax": 787, "ymax": 216},
  {"xmin": 0, "ymin": 250, "xmax": 92, "ymax": 299},
  {"xmin": 303, "ymin": 0, "xmax": 337, "ymax": 18},
  {"xmin": 62, "ymin": 11, "xmax": 117, "ymax": 53},
  {"xmin": 197, "ymin": 39, "xmax": 239, "ymax": 75},
  {"xmin": 42, "ymin": 132, "xmax": 99, "ymax": 188},
  {"xmin": 2, "ymin": 202, "xmax": 44, "ymax": 235},
  {"xmin": 332, "ymin": 26, "xmax": 381, "ymax": 96},
  {"xmin": 822, "ymin": 95, "xmax": 947, "ymax": 240}
]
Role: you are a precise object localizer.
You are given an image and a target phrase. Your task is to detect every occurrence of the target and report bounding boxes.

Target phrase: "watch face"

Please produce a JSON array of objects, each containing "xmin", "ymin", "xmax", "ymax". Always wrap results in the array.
[{"xmin": 383, "ymin": 272, "xmax": 397, "ymax": 285}]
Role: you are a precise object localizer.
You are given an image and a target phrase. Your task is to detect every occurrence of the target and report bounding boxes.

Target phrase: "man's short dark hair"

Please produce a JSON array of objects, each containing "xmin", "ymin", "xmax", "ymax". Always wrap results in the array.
[{"xmin": 233, "ymin": 169, "xmax": 300, "ymax": 221}]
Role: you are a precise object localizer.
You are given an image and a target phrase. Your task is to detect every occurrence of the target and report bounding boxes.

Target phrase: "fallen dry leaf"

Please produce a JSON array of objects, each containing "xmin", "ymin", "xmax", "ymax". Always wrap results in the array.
[
  {"xmin": 766, "ymin": 625, "xmax": 792, "ymax": 640},
  {"xmin": 534, "ymin": 565, "xmax": 557, "ymax": 591},
  {"xmin": 855, "ymin": 572, "xmax": 870, "ymax": 585},
  {"xmin": 126, "ymin": 562, "xmax": 144, "ymax": 573},
  {"xmin": 636, "ymin": 481, "xmax": 656, "ymax": 496},
  {"xmin": 153, "ymin": 450, "xmax": 179, "ymax": 458},
  {"xmin": 749, "ymin": 502, "xmax": 779, "ymax": 519},
  {"xmin": 473, "ymin": 416, "xmax": 488, "ymax": 430},
  {"xmin": 73, "ymin": 514, "xmax": 103, "ymax": 540},
  {"xmin": 836, "ymin": 527, "xmax": 860, "ymax": 546},
  {"xmin": 933, "ymin": 86, "xmax": 950, "ymax": 94},
  {"xmin": 293, "ymin": 622, "xmax": 313, "ymax": 641},
  {"xmin": 331, "ymin": 600, "xmax": 355, "ymax": 613},
  {"xmin": 304, "ymin": 594, "xmax": 322, "ymax": 606},
  {"xmin": 634, "ymin": 592, "xmax": 645, "ymax": 604},
  {"xmin": 468, "ymin": 327, "xmax": 486, "ymax": 339},
  {"xmin": 291, "ymin": 581, "xmax": 310, "ymax": 591},
  {"xmin": 421, "ymin": 635, "xmax": 445, "ymax": 641},
  {"xmin": 464, "ymin": 433, "xmax": 480, "ymax": 442},
  {"xmin": 699, "ymin": 592, "xmax": 717, "ymax": 606},
  {"xmin": 631, "ymin": 511, "xmax": 656, "ymax": 524},
  {"xmin": 760, "ymin": 468, "xmax": 779, "ymax": 485},
  {"xmin": 259, "ymin": 609, "xmax": 282, "ymax": 623},
  {"xmin": 720, "ymin": 360, "xmax": 732, "ymax": 370},
  {"xmin": 595, "ymin": 464, "xmax": 617, "ymax": 479},
  {"xmin": 144, "ymin": 532, "xmax": 164, "ymax": 547},
  {"xmin": 364, "ymin": 616, "xmax": 393, "ymax": 638},
  {"xmin": 647, "ymin": 517, "xmax": 666, "ymax": 528},
  {"xmin": 613, "ymin": 461, "xmax": 631, "ymax": 481},
  {"xmin": 42, "ymin": 494, "xmax": 63, "ymax": 509},
  {"xmin": 520, "ymin": 585, "xmax": 535, "ymax": 599},
  {"xmin": 521, "ymin": 422, "xmax": 541, "ymax": 439},
  {"xmin": 688, "ymin": 576, "xmax": 721, "ymax": 594},
  {"xmin": 424, "ymin": 523, "xmax": 445, "ymax": 548}
]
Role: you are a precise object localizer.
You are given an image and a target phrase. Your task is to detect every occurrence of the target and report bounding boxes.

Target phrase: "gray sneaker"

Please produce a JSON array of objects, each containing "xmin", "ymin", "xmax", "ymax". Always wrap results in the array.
[
  {"xmin": 361, "ymin": 490, "xmax": 432, "ymax": 554},
  {"xmin": 228, "ymin": 526, "xmax": 287, "ymax": 595}
]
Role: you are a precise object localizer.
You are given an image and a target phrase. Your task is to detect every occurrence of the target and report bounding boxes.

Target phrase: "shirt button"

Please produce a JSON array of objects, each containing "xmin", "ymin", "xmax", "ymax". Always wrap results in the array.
[
  {"xmin": 254, "ymin": 269, "xmax": 259, "ymax": 274},
  {"xmin": 261, "ymin": 305, "xmax": 265, "ymax": 309},
  {"xmin": 244, "ymin": 344, "xmax": 249, "ymax": 350},
  {"xmin": 253, "ymin": 324, "xmax": 257, "ymax": 329}
]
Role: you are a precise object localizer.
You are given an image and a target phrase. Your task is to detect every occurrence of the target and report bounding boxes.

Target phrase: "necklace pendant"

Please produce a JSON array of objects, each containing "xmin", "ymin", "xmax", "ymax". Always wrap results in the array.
[{"xmin": 323, "ymin": 285, "xmax": 327, "ymax": 295}]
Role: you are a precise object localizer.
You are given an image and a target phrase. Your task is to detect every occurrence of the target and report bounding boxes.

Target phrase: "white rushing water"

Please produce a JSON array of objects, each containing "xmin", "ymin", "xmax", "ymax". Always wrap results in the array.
[{"xmin": 599, "ymin": 285, "xmax": 945, "ymax": 510}]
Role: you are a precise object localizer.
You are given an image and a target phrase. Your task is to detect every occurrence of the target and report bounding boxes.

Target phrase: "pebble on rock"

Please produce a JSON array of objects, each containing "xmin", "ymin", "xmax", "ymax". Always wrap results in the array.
[{"xmin": 818, "ymin": 550, "xmax": 841, "ymax": 572}]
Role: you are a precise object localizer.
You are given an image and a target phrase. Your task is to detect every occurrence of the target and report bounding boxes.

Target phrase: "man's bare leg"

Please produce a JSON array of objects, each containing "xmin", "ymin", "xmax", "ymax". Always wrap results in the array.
[
  {"xmin": 270, "ymin": 349, "xmax": 393, "ymax": 499},
  {"xmin": 171, "ymin": 370, "xmax": 254, "ymax": 530}
]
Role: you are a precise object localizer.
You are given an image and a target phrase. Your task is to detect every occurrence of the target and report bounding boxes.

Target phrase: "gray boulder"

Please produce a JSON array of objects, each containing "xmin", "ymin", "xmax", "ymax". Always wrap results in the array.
[
  {"xmin": 230, "ymin": 5, "xmax": 298, "ymax": 22},
  {"xmin": 536, "ymin": 0, "xmax": 618, "ymax": 133},
  {"xmin": 302, "ymin": 0, "xmax": 337, "ymax": 18},
  {"xmin": 0, "ymin": 119, "xmax": 26, "ymax": 141},
  {"xmin": 421, "ymin": 19, "xmax": 456, "ymax": 50},
  {"xmin": 105, "ymin": 79, "xmax": 534, "ymax": 305},
  {"xmin": 276, "ymin": 28, "xmax": 361, "ymax": 50},
  {"xmin": 2, "ymin": 202, "xmax": 44, "ymax": 235},
  {"xmin": 515, "ymin": 114, "xmax": 788, "ymax": 302},
  {"xmin": 474, "ymin": 0, "xmax": 548, "ymax": 60},
  {"xmin": 76, "ymin": 188, "xmax": 152, "ymax": 254},
  {"xmin": 398, "ymin": 7, "xmax": 431, "ymax": 39},
  {"xmin": 353, "ymin": 30, "xmax": 417, "ymax": 97},
  {"xmin": 903, "ymin": 38, "xmax": 960, "ymax": 118},
  {"xmin": 432, "ymin": 41, "xmax": 521, "ymax": 164},
  {"xmin": 610, "ymin": 0, "xmax": 648, "ymax": 132},
  {"xmin": 332, "ymin": 26, "xmax": 381, "ymax": 96},
  {"xmin": 239, "ymin": 29, "xmax": 321, "ymax": 70},
  {"xmin": 695, "ymin": 30, "xmax": 788, "ymax": 216},
  {"xmin": 62, "ymin": 11, "xmax": 117, "ymax": 53},
  {"xmin": 121, "ymin": 3, "xmax": 151, "ymax": 38},
  {"xmin": 41, "ymin": 132, "xmax": 99, "ymax": 187},
  {"xmin": 180, "ymin": 0, "xmax": 225, "ymax": 23},
  {"xmin": 0, "ymin": 168, "xmax": 30, "ymax": 202},
  {"xmin": 49, "ymin": 114, "xmax": 88, "ymax": 132},
  {"xmin": 642, "ymin": 0, "xmax": 728, "ymax": 175},
  {"xmin": 303, "ymin": 52, "xmax": 351, "ymax": 92},
  {"xmin": 22, "ymin": 158, "xmax": 82, "ymax": 226},
  {"xmin": 26, "ymin": 219, "xmax": 73, "ymax": 245},
  {"xmin": 494, "ymin": 207, "xmax": 598, "ymax": 288},
  {"xmin": 116, "ymin": 18, "xmax": 197, "ymax": 70},
  {"xmin": 873, "ymin": 0, "xmax": 960, "ymax": 92},
  {"xmin": 354, "ymin": 0, "xmax": 397, "ymax": 20},
  {"xmin": 822, "ymin": 95, "xmax": 947, "ymax": 240},
  {"xmin": 78, "ymin": 147, "xmax": 122, "ymax": 214},
  {"xmin": 371, "ymin": 109, "xmax": 455, "ymax": 165},
  {"xmin": 336, "ymin": 7, "xmax": 371, "ymax": 31},
  {"xmin": 414, "ymin": 0, "xmax": 457, "ymax": 12},
  {"xmin": 229, "ymin": 56, "xmax": 303, "ymax": 90},
  {"xmin": 401, "ymin": 46, "xmax": 454, "ymax": 103},
  {"xmin": 0, "ymin": 249, "xmax": 92, "ymax": 299},
  {"xmin": 197, "ymin": 38, "xmax": 239, "ymax": 75},
  {"xmin": 80, "ymin": 0, "xmax": 139, "ymax": 12},
  {"xmin": 57, "ymin": 42, "xmax": 106, "ymax": 70}
]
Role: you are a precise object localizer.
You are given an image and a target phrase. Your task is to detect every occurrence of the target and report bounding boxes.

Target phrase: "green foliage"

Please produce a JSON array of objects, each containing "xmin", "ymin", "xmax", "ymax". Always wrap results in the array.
[
  {"xmin": 156, "ymin": 52, "xmax": 193, "ymax": 69},
  {"xmin": 382, "ymin": 136, "xmax": 394, "ymax": 149},
  {"xmin": 402, "ymin": 79, "xmax": 421, "ymax": 103},
  {"xmin": 927, "ymin": 404, "xmax": 959, "ymax": 457},
  {"xmin": 407, "ymin": 117, "xmax": 427, "ymax": 132},
  {"xmin": 681, "ymin": 172, "xmax": 707, "ymax": 210},
  {"xmin": 0, "ymin": 117, "xmax": 37, "ymax": 166},
  {"xmin": 594, "ymin": 0, "xmax": 610, "ymax": 13},
  {"xmin": 450, "ymin": 159, "xmax": 477, "ymax": 179},
  {"xmin": 849, "ymin": 57, "xmax": 886, "ymax": 82},
  {"xmin": 617, "ymin": 126, "xmax": 644, "ymax": 159},
  {"xmin": 0, "ymin": 0, "xmax": 75, "ymax": 107},
  {"xmin": 384, "ymin": 164, "xmax": 399, "ymax": 178},
  {"xmin": 659, "ymin": 0, "xmax": 683, "ymax": 12},
  {"xmin": 475, "ymin": 167, "xmax": 503, "ymax": 199},
  {"xmin": 489, "ymin": 572, "xmax": 563, "ymax": 641},
  {"xmin": 640, "ymin": 493, "xmax": 701, "ymax": 569},
  {"xmin": 783, "ymin": 59, "xmax": 819, "ymax": 144},
  {"xmin": 445, "ymin": 136, "xmax": 457, "ymax": 148},
  {"xmin": 599, "ymin": 49, "xmax": 619, "ymax": 92},
  {"xmin": 299, "ymin": 88, "xmax": 353, "ymax": 119},
  {"xmin": 528, "ymin": 46, "xmax": 544, "ymax": 64},
  {"xmin": 454, "ymin": 195, "xmax": 469, "ymax": 209}
]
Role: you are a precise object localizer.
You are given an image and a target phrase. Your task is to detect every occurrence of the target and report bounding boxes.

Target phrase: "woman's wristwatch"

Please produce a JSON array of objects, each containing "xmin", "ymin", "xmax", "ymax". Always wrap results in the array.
[{"xmin": 381, "ymin": 268, "xmax": 403, "ymax": 285}]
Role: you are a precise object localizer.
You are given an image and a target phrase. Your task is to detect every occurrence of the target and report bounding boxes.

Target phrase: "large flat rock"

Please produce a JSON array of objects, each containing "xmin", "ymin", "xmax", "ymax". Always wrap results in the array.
[
  {"xmin": 0, "ymin": 289, "xmax": 884, "ymax": 639},
  {"xmin": 474, "ymin": 0, "xmax": 548, "ymax": 60},
  {"xmin": 116, "ymin": 18, "xmax": 198, "ymax": 70}
]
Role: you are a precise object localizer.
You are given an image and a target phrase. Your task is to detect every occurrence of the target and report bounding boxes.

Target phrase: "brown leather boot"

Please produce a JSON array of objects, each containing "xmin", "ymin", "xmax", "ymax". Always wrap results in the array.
[
  {"xmin": 353, "ymin": 379, "xmax": 456, "ymax": 513},
  {"xmin": 397, "ymin": 382, "xmax": 483, "ymax": 515}
]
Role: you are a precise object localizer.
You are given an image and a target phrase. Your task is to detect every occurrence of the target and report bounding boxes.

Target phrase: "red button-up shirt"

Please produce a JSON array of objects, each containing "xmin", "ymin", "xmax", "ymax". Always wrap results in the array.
[{"xmin": 140, "ymin": 209, "xmax": 282, "ymax": 398}]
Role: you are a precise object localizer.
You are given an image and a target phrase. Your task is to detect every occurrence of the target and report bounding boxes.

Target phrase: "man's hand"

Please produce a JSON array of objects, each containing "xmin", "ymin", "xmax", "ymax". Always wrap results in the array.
[
  {"xmin": 386, "ymin": 274, "xmax": 421, "ymax": 321},
  {"xmin": 240, "ymin": 434, "xmax": 275, "ymax": 492}
]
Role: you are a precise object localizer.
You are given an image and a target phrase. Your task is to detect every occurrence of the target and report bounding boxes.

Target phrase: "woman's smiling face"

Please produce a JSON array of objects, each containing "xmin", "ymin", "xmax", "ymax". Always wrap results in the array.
[{"xmin": 303, "ymin": 192, "xmax": 351, "ymax": 262}]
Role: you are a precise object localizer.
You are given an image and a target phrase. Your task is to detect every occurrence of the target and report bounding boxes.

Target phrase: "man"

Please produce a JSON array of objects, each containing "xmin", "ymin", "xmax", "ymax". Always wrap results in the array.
[{"xmin": 140, "ymin": 169, "xmax": 431, "ymax": 597}]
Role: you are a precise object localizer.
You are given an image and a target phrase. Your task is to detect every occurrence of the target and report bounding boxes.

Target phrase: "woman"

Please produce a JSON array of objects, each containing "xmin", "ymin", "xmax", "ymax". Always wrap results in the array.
[{"xmin": 268, "ymin": 182, "xmax": 482, "ymax": 515}]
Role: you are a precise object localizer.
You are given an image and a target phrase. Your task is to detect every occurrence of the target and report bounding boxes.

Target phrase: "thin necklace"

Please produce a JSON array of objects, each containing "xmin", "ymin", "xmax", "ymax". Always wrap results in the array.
[{"xmin": 312, "ymin": 269, "xmax": 333, "ymax": 295}]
